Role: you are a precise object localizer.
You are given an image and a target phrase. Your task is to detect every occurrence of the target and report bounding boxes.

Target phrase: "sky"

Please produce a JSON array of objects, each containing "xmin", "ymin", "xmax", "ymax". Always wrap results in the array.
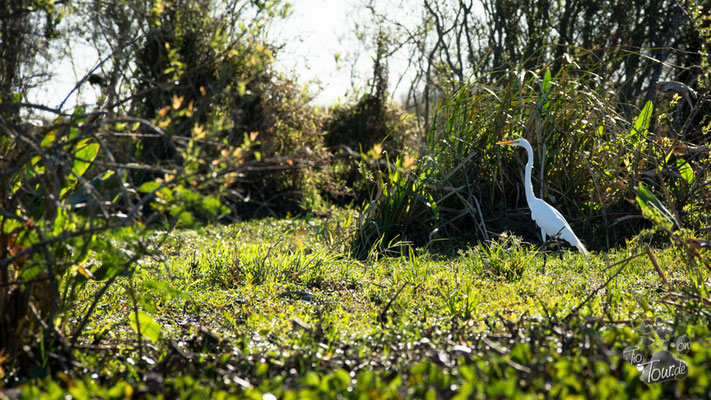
[
  {"xmin": 31, "ymin": 0, "xmax": 416, "ymax": 110},
  {"xmin": 272, "ymin": 0, "xmax": 365, "ymax": 104},
  {"xmin": 270, "ymin": 0, "xmax": 417, "ymax": 105}
]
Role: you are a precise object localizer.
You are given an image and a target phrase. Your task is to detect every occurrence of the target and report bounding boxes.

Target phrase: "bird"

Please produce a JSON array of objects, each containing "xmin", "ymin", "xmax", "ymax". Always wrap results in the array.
[{"xmin": 496, "ymin": 138, "xmax": 588, "ymax": 257}]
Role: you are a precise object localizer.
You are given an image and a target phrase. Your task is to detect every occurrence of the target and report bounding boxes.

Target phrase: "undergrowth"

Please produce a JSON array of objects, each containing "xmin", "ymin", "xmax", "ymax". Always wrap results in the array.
[
  {"xmin": 8, "ymin": 213, "xmax": 711, "ymax": 399},
  {"xmin": 352, "ymin": 53, "xmax": 711, "ymax": 258}
]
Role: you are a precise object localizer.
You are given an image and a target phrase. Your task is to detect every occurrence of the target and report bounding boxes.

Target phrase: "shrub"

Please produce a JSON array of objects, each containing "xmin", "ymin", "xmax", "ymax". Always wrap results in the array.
[
  {"xmin": 85, "ymin": 0, "xmax": 330, "ymax": 218},
  {"xmin": 0, "ymin": 103, "xmax": 258, "ymax": 379},
  {"xmin": 353, "ymin": 52, "xmax": 711, "ymax": 255},
  {"xmin": 0, "ymin": 109, "xmax": 148, "ymax": 374},
  {"xmin": 323, "ymin": 96, "xmax": 419, "ymax": 207}
]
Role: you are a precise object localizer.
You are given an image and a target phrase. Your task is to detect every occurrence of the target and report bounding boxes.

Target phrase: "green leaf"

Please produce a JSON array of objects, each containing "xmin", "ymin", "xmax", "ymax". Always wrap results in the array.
[
  {"xmin": 199, "ymin": 194, "xmax": 227, "ymax": 217},
  {"xmin": 540, "ymin": 69, "xmax": 552, "ymax": 112},
  {"xmin": 73, "ymin": 139, "xmax": 100, "ymax": 178},
  {"xmin": 68, "ymin": 106, "xmax": 87, "ymax": 140},
  {"xmin": 635, "ymin": 183, "xmax": 678, "ymax": 229},
  {"xmin": 427, "ymin": 193, "xmax": 439, "ymax": 220},
  {"xmin": 106, "ymin": 381, "xmax": 132, "ymax": 398},
  {"xmin": 173, "ymin": 208, "xmax": 196, "ymax": 226},
  {"xmin": 542, "ymin": 69, "xmax": 552, "ymax": 93},
  {"xmin": 19, "ymin": 263, "xmax": 44, "ymax": 282},
  {"xmin": 129, "ymin": 310, "xmax": 161, "ymax": 342},
  {"xmin": 630, "ymin": 101, "xmax": 653, "ymax": 141},
  {"xmin": 676, "ymin": 158, "xmax": 694, "ymax": 185},
  {"xmin": 138, "ymin": 180, "xmax": 161, "ymax": 193},
  {"xmin": 256, "ymin": 362, "xmax": 268, "ymax": 377},
  {"xmin": 59, "ymin": 139, "xmax": 100, "ymax": 199},
  {"xmin": 510, "ymin": 343, "xmax": 531, "ymax": 364},
  {"xmin": 486, "ymin": 377, "xmax": 517, "ymax": 397},
  {"xmin": 41, "ymin": 130, "xmax": 57, "ymax": 147}
]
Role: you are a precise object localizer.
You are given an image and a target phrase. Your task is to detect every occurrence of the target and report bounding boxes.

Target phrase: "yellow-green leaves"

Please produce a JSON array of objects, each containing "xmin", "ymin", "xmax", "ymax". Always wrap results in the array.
[
  {"xmin": 72, "ymin": 138, "xmax": 100, "ymax": 178},
  {"xmin": 539, "ymin": 69, "xmax": 553, "ymax": 113},
  {"xmin": 41, "ymin": 129, "xmax": 57, "ymax": 147},
  {"xmin": 676, "ymin": 158, "xmax": 694, "ymax": 185},
  {"xmin": 60, "ymin": 138, "xmax": 100, "ymax": 200},
  {"xmin": 137, "ymin": 180, "xmax": 163, "ymax": 194},
  {"xmin": 635, "ymin": 183, "xmax": 678, "ymax": 230},
  {"xmin": 542, "ymin": 69, "xmax": 552, "ymax": 94},
  {"xmin": 129, "ymin": 311, "xmax": 161, "ymax": 342},
  {"xmin": 150, "ymin": 0, "xmax": 165, "ymax": 26},
  {"xmin": 630, "ymin": 100, "xmax": 653, "ymax": 142}
]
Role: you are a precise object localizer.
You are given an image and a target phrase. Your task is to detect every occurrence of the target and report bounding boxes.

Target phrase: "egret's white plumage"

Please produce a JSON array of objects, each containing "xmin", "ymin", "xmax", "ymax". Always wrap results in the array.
[{"xmin": 497, "ymin": 138, "xmax": 588, "ymax": 256}]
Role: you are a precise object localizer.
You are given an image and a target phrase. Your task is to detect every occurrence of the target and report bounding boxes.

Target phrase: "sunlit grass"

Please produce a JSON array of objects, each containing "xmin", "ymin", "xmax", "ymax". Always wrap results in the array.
[{"xmin": 39, "ymin": 213, "xmax": 710, "ymax": 398}]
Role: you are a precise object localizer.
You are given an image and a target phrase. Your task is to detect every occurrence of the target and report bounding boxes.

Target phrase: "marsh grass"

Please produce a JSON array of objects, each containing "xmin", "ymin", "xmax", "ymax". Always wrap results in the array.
[
  {"xmin": 353, "ymin": 53, "xmax": 711, "ymax": 258},
  {"xmin": 16, "ymin": 214, "xmax": 710, "ymax": 398}
]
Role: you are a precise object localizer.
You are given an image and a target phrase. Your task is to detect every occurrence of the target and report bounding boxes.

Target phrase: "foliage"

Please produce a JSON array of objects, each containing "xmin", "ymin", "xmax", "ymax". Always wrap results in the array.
[
  {"xmin": 0, "ymin": 46, "xmax": 283, "ymax": 385},
  {"xmin": 325, "ymin": 28, "xmax": 418, "ymax": 155},
  {"xmin": 354, "ymin": 49, "xmax": 711, "ymax": 255},
  {"xmin": 2, "ymin": 0, "xmax": 711, "ymax": 397},
  {"xmin": 351, "ymin": 152, "xmax": 429, "ymax": 259},
  {"xmin": 75, "ymin": 0, "xmax": 331, "ymax": 217},
  {"xmin": 0, "ymin": 1, "xmax": 336, "ymax": 386},
  {"xmin": 325, "ymin": 95, "xmax": 413, "ymax": 156},
  {"xmin": 635, "ymin": 177, "xmax": 711, "ymax": 302},
  {"xmin": 0, "ymin": 107, "xmax": 142, "ymax": 371},
  {"xmin": 5, "ymin": 216, "xmax": 711, "ymax": 398},
  {"xmin": 323, "ymin": 29, "xmax": 420, "ymax": 207},
  {"xmin": 365, "ymin": 0, "xmax": 705, "ymax": 121},
  {"xmin": 323, "ymin": 98, "xmax": 419, "ymax": 206}
]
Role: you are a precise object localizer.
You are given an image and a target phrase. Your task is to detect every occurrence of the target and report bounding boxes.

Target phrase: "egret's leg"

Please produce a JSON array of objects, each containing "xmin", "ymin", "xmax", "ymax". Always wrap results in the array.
[
  {"xmin": 541, "ymin": 230, "xmax": 548, "ymax": 275},
  {"xmin": 550, "ymin": 228, "xmax": 564, "ymax": 260},
  {"xmin": 542, "ymin": 252, "xmax": 547, "ymax": 274}
]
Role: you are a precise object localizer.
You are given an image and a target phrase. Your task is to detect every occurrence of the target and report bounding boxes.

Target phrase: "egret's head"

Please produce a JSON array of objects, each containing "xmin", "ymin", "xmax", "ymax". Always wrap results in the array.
[{"xmin": 496, "ymin": 138, "xmax": 527, "ymax": 147}]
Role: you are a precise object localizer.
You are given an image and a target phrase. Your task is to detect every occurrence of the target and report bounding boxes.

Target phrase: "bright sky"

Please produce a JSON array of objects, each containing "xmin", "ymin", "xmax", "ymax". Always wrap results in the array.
[
  {"xmin": 271, "ymin": 0, "xmax": 415, "ymax": 105},
  {"xmin": 32, "ymin": 0, "xmax": 416, "ymax": 110},
  {"xmin": 272, "ymin": 0, "xmax": 361, "ymax": 104}
]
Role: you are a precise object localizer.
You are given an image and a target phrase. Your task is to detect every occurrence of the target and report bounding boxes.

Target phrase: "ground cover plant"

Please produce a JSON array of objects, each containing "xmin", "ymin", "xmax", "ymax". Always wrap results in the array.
[{"xmin": 8, "ymin": 213, "xmax": 711, "ymax": 399}]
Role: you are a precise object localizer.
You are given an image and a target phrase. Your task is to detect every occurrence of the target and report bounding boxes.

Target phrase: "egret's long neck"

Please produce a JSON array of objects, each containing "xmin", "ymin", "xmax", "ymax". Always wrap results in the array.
[{"xmin": 522, "ymin": 142, "xmax": 538, "ymax": 206}]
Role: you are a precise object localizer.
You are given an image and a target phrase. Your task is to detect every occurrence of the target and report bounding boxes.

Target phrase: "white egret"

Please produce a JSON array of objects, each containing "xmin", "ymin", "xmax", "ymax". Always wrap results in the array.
[{"xmin": 496, "ymin": 138, "xmax": 589, "ymax": 256}]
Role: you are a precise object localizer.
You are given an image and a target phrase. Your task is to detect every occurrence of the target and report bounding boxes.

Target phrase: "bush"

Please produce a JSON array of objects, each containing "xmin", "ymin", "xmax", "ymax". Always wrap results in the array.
[
  {"xmin": 0, "ymin": 110, "xmax": 148, "ymax": 375},
  {"xmin": 353, "ymin": 52, "xmax": 711, "ymax": 255},
  {"xmin": 234, "ymin": 77, "xmax": 332, "ymax": 216},
  {"xmin": 0, "ymin": 0, "xmax": 325, "ymax": 377},
  {"xmin": 82, "ymin": 0, "xmax": 331, "ymax": 219},
  {"xmin": 325, "ymin": 94, "xmax": 416, "ymax": 155},
  {"xmin": 323, "ymin": 95, "xmax": 419, "ymax": 207},
  {"xmin": 0, "ymin": 102, "xmax": 262, "ymax": 380}
]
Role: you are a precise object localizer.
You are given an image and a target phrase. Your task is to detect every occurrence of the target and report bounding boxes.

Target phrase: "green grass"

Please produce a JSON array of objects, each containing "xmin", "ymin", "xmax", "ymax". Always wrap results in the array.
[{"xmin": 13, "ymin": 213, "xmax": 711, "ymax": 399}]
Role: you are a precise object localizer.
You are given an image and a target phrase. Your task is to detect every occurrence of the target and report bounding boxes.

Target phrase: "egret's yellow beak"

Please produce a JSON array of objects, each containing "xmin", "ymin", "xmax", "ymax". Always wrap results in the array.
[{"xmin": 496, "ymin": 140, "xmax": 515, "ymax": 145}]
